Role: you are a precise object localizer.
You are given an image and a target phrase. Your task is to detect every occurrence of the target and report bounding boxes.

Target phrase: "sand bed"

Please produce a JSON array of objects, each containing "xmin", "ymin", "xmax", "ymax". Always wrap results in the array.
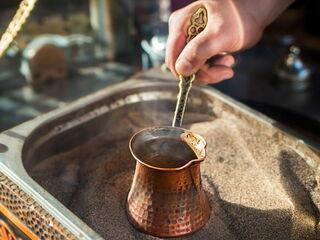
[{"xmin": 29, "ymin": 102, "xmax": 320, "ymax": 240}]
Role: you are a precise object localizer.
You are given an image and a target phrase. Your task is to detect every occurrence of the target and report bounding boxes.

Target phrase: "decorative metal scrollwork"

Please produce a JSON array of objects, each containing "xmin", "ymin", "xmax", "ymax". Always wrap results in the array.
[
  {"xmin": 172, "ymin": 7, "xmax": 208, "ymax": 127},
  {"xmin": 0, "ymin": 0, "xmax": 37, "ymax": 58},
  {"xmin": 187, "ymin": 7, "xmax": 208, "ymax": 43}
]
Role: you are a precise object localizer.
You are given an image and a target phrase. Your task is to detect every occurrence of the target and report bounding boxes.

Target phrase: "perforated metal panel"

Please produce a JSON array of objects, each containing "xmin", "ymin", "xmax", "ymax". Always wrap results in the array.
[{"xmin": 0, "ymin": 172, "xmax": 76, "ymax": 239}]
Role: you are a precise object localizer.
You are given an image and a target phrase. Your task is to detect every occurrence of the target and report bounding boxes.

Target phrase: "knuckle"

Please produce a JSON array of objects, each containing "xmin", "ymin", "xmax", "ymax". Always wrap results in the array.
[
  {"xmin": 204, "ymin": 1, "xmax": 217, "ymax": 11},
  {"xmin": 165, "ymin": 59, "xmax": 173, "ymax": 70},
  {"xmin": 184, "ymin": 54, "xmax": 200, "ymax": 69},
  {"xmin": 228, "ymin": 37, "xmax": 242, "ymax": 52},
  {"xmin": 185, "ymin": 41, "xmax": 205, "ymax": 66},
  {"xmin": 168, "ymin": 11, "xmax": 179, "ymax": 26},
  {"xmin": 165, "ymin": 57, "xmax": 172, "ymax": 68},
  {"xmin": 165, "ymin": 56, "xmax": 175, "ymax": 73}
]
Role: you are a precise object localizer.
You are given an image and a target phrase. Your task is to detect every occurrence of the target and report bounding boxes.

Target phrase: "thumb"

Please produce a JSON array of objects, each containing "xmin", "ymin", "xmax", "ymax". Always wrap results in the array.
[{"xmin": 175, "ymin": 30, "xmax": 221, "ymax": 76}]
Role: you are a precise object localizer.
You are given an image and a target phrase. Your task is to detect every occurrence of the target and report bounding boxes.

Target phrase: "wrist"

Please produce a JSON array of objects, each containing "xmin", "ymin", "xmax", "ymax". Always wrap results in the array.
[
  {"xmin": 231, "ymin": 0, "xmax": 294, "ymax": 47},
  {"xmin": 234, "ymin": 0, "xmax": 294, "ymax": 28}
]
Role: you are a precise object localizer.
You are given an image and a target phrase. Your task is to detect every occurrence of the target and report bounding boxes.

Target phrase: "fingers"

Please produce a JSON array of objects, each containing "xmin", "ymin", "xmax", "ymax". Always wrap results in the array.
[
  {"xmin": 165, "ymin": 1, "xmax": 217, "ymax": 77},
  {"xmin": 165, "ymin": 32, "xmax": 186, "ymax": 78},
  {"xmin": 207, "ymin": 54, "xmax": 235, "ymax": 67},
  {"xmin": 165, "ymin": 9, "xmax": 190, "ymax": 77},
  {"xmin": 175, "ymin": 29, "xmax": 221, "ymax": 76},
  {"xmin": 195, "ymin": 65, "xmax": 234, "ymax": 85},
  {"xmin": 194, "ymin": 54, "xmax": 235, "ymax": 84},
  {"xmin": 174, "ymin": 2, "xmax": 228, "ymax": 77}
]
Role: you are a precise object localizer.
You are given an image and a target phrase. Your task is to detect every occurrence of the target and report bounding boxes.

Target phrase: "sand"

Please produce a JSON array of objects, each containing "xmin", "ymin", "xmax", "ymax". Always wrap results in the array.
[{"xmin": 29, "ymin": 102, "xmax": 320, "ymax": 240}]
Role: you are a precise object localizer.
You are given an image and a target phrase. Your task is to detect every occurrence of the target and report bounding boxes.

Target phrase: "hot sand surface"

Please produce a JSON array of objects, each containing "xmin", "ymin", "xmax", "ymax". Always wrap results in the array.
[{"xmin": 29, "ymin": 102, "xmax": 320, "ymax": 240}]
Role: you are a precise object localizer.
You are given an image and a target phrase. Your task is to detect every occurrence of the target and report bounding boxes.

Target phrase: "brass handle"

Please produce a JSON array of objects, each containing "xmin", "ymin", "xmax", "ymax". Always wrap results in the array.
[
  {"xmin": 0, "ymin": 0, "xmax": 38, "ymax": 58},
  {"xmin": 186, "ymin": 7, "xmax": 208, "ymax": 44},
  {"xmin": 172, "ymin": 6, "xmax": 208, "ymax": 127}
]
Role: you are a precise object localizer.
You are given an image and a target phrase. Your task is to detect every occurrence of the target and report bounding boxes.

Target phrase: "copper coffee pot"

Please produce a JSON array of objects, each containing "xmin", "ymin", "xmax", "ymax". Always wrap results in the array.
[
  {"xmin": 127, "ymin": 126, "xmax": 210, "ymax": 237},
  {"xmin": 127, "ymin": 5, "xmax": 209, "ymax": 237}
]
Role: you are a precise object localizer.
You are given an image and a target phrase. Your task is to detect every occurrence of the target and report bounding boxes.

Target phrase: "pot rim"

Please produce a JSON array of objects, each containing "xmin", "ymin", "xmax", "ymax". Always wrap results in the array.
[{"xmin": 129, "ymin": 126, "xmax": 207, "ymax": 171}]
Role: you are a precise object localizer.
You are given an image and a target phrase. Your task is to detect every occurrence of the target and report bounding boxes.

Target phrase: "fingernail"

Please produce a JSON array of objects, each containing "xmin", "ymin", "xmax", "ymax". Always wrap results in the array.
[
  {"xmin": 223, "ymin": 72, "xmax": 234, "ymax": 80},
  {"xmin": 226, "ymin": 58, "xmax": 235, "ymax": 67},
  {"xmin": 176, "ymin": 59, "xmax": 193, "ymax": 76}
]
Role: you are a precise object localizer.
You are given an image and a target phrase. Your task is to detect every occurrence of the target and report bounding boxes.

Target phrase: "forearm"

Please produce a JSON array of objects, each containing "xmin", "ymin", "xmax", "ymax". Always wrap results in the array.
[
  {"xmin": 235, "ymin": 0, "xmax": 294, "ymax": 28},
  {"xmin": 228, "ymin": 0, "xmax": 294, "ymax": 48}
]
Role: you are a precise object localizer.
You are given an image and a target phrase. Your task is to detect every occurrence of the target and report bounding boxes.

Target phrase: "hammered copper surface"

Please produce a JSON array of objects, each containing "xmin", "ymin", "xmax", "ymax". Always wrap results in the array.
[{"xmin": 127, "ymin": 127, "xmax": 210, "ymax": 237}]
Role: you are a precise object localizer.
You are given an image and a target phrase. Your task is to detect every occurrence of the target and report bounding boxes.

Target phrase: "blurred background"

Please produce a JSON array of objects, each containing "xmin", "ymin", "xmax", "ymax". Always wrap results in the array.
[{"xmin": 0, "ymin": 0, "xmax": 320, "ymax": 141}]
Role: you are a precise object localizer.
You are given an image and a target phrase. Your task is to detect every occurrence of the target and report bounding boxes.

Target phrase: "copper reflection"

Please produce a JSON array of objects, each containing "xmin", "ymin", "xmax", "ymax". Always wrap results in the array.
[{"xmin": 127, "ymin": 127, "xmax": 210, "ymax": 237}]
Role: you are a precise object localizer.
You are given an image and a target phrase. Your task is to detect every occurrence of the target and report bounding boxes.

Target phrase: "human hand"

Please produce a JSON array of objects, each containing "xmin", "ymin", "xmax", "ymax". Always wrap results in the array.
[{"xmin": 165, "ymin": 0, "xmax": 291, "ymax": 84}]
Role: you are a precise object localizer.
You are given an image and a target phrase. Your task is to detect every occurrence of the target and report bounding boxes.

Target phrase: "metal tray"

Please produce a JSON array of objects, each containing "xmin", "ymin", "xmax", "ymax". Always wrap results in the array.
[{"xmin": 0, "ymin": 75, "xmax": 319, "ymax": 239}]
